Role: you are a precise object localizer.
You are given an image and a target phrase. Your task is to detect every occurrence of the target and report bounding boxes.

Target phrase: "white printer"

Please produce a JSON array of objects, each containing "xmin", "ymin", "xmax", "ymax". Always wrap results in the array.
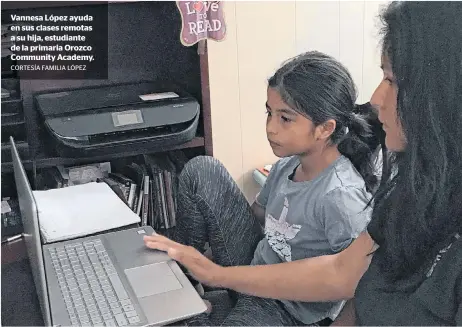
[{"xmin": 34, "ymin": 82, "xmax": 200, "ymax": 157}]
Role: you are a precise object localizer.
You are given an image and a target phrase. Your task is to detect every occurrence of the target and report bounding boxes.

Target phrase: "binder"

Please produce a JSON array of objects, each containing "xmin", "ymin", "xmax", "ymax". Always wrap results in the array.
[{"xmin": 33, "ymin": 182, "xmax": 141, "ymax": 243}]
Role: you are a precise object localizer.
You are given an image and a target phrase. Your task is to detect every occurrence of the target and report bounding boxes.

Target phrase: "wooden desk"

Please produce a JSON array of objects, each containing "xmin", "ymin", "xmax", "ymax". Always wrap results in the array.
[
  {"xmin": 1, "ymin": 224, "xmax": 144, "ymax": 326},
  {"xmin": 2, "ymin": 239, "xmax": 44, "ymax": 326},
  {"xmin": 0, "ymin": 225, "xmax": 170, "ymax": 326},
  {"xmin": 2, "ymin": 237, "xmax": 27, "ymax": 264}
]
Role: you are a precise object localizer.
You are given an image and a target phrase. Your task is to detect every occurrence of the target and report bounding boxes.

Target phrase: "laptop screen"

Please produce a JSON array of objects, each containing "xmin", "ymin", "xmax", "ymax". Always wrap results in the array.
[{"xmin": 10, "ymin": 136, "xmax": 52, "ymax": 326}]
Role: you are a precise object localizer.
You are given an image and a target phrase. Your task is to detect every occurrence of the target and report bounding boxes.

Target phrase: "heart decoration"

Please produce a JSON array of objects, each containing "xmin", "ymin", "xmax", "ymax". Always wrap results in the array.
[
  {"xmin": 176, "ymin": 0, "xmax": 226, "ymax": 47},
  {"xmin": 193, "ymin": 1, "xmax": 204, "ymax": 12}
]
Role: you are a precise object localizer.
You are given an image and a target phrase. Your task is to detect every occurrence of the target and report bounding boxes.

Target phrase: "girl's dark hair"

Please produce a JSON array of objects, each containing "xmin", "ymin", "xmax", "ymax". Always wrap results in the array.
[
  {"xmin": 354, "ymin": 102, "xmax": 390, "ymax": 188},
  {"xmin": 371, "ymin": 1, "xmax": 462, "ymax": 280},
  {"xmin": 268, "ymin": 51, "xmax": 379, "ymax": 192}
]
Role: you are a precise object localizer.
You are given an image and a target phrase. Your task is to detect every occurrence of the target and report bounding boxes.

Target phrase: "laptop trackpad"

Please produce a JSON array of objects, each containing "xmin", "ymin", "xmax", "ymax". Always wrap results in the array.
[{"xmin": 124, "ymin": 262, "xmax": 183, "ymax": 298}]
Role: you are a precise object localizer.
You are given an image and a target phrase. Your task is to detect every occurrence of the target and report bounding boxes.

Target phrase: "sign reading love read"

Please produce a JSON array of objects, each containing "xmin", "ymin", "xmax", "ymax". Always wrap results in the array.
[{"xmin": 176, "ymin": 1, "xmax": 226, "ymax": 47}]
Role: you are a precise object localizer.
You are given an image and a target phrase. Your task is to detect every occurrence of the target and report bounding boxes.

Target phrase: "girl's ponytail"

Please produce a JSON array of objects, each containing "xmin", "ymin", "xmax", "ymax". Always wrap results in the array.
[
  {"xmin": 338, "ymin": 110, "xmax": 379, "ymax": 192},
  {"xmin": 338, "ymin": 102, "xmax": 387, "ymax": 193}
]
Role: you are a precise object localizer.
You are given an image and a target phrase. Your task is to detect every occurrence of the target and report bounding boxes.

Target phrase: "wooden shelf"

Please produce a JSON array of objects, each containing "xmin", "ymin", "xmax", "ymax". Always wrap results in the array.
[
  {"xmin": 1, "ymin": 116, "xmax": 25, "ymax": 127},
  {"xmin": 1, "ymin": 116, "xmax": 26, "ymax": 144},
  {"xmin": 1, "ymin": 140, "xmax": 29, "ymax": 154},
  {"xmin": 35, "ymin": 136, "xmax": 205, "ymax": 169},
  {"xmin": 1, "ymin": 159, "xmax": 34, "ymax": 173},
  {"xmin": 1, "ymin": 0, "xmax": 213, "ymax": 196},
  {"xmin": 1, "ymin": 1, "xmax": 110, "ymax": 10},
  {"xmin": 1, "ymin": 1, "xmax": 145, "ymax": 10},
  {"xmin": 1, "ymin": 137, "xmax": 204, "ymax": 173}
]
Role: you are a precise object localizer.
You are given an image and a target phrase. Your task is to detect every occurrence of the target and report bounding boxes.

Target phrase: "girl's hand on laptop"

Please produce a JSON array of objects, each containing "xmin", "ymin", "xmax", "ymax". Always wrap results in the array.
[{"xmin": 143, "ymin": 233, "xmax": 224, "ymax": 287}]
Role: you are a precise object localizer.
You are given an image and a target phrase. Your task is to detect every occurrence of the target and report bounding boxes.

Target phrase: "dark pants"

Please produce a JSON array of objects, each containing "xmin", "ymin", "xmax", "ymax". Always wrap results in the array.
[{"xmin": 172, "ymin": 156, "xmax": 304, "ymax": 326}]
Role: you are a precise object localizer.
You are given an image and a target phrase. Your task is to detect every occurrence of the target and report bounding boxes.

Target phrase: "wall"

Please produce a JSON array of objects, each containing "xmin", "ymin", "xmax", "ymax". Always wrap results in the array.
[{"xmin": 207, "ymin": 1, "xmax": 389, "ymax": 201}]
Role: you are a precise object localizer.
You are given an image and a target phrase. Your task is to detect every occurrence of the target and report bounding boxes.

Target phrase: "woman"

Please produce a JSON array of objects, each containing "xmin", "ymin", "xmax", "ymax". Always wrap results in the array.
[
  {"xmin": 145, "ymin": 1, "xmax": 462, "ymax": 325},
  {"xmin": 146, "ymin": 51, "xmax": 378, "ymax": 326}
]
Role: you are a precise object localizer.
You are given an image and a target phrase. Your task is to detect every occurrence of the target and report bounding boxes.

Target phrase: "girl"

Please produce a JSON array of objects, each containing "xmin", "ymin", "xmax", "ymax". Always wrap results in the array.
[
  {"xmin": 146, "ymin": 2, "xmax": 462, "ymax": 326},
  {"xmin": 145, "ymin": 51, "xmax": 379, "ymax": 326}
]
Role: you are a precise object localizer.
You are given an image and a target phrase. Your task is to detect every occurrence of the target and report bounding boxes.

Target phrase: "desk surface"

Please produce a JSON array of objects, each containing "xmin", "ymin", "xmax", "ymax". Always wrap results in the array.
[
  {"xmin": 2, "ymin": 239, "xmax": 44, "ymax": 326},
  {"xmin": 1, "ymin": 225, "xmax": 171, "ymax": 326},
  {"xmin": 0, "ymin": 225, "xmax": 159, "ymax": 326}
]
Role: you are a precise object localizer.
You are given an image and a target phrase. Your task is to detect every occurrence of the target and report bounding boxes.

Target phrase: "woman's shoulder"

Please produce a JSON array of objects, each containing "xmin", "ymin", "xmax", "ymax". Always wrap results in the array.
[
  {"xmin": 425, "ymin": 233, "xmax": 462, "ymax": 278},
  {"xmin": 410, "ymin": 233, "xmax": 462, "ymax": 323}
]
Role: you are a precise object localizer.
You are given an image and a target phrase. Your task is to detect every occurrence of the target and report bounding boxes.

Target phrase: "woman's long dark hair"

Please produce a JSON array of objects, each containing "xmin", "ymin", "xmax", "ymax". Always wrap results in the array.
[
  {"xmin": 371, "ymin": 1, "xmax": 462, "ymax": 280},
  {"xmin": 268, "ymin": 51, "xmax": 379, "ymax": 192}
]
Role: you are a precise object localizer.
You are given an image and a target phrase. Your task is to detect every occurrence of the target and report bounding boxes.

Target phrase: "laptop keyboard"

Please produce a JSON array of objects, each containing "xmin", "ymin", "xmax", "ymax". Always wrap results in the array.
[{"xmin": 48, "ymin": 239, "xmax": 142, "ymax": 326}]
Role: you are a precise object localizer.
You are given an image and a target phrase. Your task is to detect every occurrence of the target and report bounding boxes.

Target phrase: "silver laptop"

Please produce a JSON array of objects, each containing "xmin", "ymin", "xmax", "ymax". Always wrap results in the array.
[{"xmin": 10, "ymin": 137, "xmax": 207, "ymax": 327}]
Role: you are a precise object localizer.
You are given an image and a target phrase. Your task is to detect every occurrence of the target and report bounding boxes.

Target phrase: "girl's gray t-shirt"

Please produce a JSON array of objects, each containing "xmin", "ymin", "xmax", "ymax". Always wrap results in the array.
[{"xmin": 253, "ymin": 155, "xmax": 372, "ymax": 324}]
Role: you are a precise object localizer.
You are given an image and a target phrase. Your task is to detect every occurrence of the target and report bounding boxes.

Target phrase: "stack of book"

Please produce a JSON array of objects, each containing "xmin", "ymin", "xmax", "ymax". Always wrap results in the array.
[{"xmin": 36, "ymin": 151, "xmax": 189, "ymax": 231}]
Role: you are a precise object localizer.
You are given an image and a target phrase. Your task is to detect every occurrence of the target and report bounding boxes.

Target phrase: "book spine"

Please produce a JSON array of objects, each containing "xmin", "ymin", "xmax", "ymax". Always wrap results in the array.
[
  {"xmin": 142, "ymin": 175, "xmax": 150, "ymax": 226},
  {"xmin": 136, "ymin": 176, "xmax": 144, "ymax": 217},
  {"xmin": 149, "ymin": 180, "xmax": 155, "ymax": 229},
  {"xmin": 163, "ymin": 170, "xmax": 176, "ymax": 228},
  {"xmin": 158, "ymin": 172, "xmax": 169, "ymax": 229},
  {"xmin": 127, "ymin": 183, "xmax": 137, "ymax": 210},
  {"xmin": 153, "ymin": 174, "xmax": 164, "ymax": 229}
]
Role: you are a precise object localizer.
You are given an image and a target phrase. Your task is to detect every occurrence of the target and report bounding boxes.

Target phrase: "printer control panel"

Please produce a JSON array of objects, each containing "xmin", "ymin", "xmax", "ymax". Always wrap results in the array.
[{"xmin": 112, "ymin": 110, "xmax": 144, "ymax": 127}]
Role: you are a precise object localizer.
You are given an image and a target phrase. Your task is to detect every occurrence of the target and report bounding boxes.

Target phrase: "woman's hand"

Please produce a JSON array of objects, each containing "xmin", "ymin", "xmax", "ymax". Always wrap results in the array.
[{"xmin": 143, "ymin": 233, "xmax": 225, "ymax": 287}]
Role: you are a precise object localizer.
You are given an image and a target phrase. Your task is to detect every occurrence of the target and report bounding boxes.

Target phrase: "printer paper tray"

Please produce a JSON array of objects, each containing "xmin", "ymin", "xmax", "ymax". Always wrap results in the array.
[{"xmin": 47, "ymin": 113, "xmax": 200, "ymax": 157}]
